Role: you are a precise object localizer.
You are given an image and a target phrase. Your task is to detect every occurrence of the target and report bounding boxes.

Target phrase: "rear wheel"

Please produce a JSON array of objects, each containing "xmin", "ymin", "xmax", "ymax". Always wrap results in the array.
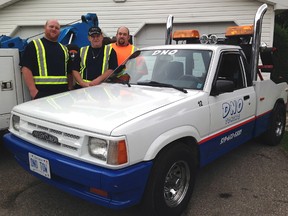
[
  {"xmin": 141, "ymin": 142, "xmax": 197, "ymax": 216},
  {"xmin": 263, "ymin": 102, "xmax": 286, "ymax": 146}
]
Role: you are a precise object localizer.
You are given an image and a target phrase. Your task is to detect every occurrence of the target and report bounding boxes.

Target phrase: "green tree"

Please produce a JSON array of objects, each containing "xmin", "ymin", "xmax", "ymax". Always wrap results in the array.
[
  {"xmin": 273, "ymin": 10, "xmax": 288, "ymax": 83},
  {"xmin": 275, "ymin": 10, "xmax": 288, "ymax": 28}
]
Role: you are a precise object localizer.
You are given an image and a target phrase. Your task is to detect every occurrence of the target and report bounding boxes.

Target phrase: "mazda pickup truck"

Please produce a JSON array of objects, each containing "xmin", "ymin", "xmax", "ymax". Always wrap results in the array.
[{"xmin": 3, "ymin": 4, "xmax": 288, "ymax": 216}]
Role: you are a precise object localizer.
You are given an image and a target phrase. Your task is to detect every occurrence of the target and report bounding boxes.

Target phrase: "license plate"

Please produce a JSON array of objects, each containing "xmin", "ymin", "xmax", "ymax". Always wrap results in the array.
[{"xmin": 29, "ymin": 153, "xmax": 51, "ymax": 179}]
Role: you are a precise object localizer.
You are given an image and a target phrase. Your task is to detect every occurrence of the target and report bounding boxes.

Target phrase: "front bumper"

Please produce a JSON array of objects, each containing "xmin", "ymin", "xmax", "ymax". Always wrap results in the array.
[{"xmin": 3, "ymin": 133, "xmax": 152, "ymax": 209}]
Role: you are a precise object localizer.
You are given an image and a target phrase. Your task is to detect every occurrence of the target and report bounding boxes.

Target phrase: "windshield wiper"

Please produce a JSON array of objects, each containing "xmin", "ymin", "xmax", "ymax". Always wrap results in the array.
[
  {"xmin": 122, "ymin": 80, "xmax": 131, "ymax": 87},
  {"xmin": 105, "ymin": 65, "xmax": 131, "ymax": 87},
  {"xmin": 137, "ymin": 81, "xmax": 187, "ymax": 93},
  {"xmin": 107, "ymin": 77, "xmax": 131, "ymax": 87}
]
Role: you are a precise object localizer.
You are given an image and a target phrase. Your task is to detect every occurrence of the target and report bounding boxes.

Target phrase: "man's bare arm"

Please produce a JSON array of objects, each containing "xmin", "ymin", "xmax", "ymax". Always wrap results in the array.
[
  {"xmin": 89, "ymin": 69, "xmax": 113, "ymax": 86},
  {"xmin": 72, "ymin": 70, "xmax": 90, "ymax": 87}
]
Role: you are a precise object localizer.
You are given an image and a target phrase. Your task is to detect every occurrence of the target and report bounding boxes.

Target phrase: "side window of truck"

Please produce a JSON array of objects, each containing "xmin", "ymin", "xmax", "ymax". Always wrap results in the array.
[{"xmin": 217, "ymin": 52, "xmax": 246, "ymax": 90}]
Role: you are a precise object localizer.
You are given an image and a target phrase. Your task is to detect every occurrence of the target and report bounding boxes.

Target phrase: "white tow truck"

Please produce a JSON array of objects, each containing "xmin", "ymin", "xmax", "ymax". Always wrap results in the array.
[{"xmin": 3, "ymin": 4, "xmax": 288, "ymax": 216}]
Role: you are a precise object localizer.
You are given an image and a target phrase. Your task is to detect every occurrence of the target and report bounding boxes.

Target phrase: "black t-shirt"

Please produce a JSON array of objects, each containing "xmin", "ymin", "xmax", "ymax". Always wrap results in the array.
[
  {"xmin": 72, "ymin": 45, "xmax": 118, "ymax": 81},
  {"xmin": 20, "ymin": 37, "xmax": 68, "ymax": 95}
]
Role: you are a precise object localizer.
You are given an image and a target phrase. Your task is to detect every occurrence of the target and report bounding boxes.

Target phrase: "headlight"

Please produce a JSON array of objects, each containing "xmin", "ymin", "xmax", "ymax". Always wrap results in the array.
[
  {"xmin": 88, "ymin": 137, "xmax": 128, "ymax": 165},
  {"xmin": 12, "ymin": 115, "xmax": 20, "ymax": 131},
  {"xmin": 88, "ymin": 138, "xmax": 108, "ymax": 161}
]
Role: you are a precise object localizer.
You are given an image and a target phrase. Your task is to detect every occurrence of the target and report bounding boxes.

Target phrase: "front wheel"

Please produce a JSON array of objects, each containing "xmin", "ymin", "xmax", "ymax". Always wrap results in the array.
[
  {"xmin": 263, "ymin": 102, "xmax": 286, "ymax": 146},
  {"xmin": 141, "ymin": 142, "xmax": 197, "ymax": 216}
]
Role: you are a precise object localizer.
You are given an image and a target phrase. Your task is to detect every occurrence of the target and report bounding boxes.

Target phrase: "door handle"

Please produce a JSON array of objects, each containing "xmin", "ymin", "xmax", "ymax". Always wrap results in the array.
[
  {"xmin": 244, "ymin": 95, "xmax": 250, "ymax": 100},
  {"xmin": 1, "ymin": 80, "xmax": 13, "ymax": 91}
]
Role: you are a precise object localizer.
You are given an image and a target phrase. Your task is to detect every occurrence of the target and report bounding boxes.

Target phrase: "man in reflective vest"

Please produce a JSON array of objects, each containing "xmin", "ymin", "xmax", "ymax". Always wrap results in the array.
[
  {"xmin": 111, "ymin": 26, "xmax": 137, "ymax": 66},
  {"xmin": 72, "ymin": 27, "xmax": 118, "ymax": 88},
  {"xmin": 21, "ymin": 19, "xmax": 70, "ymax": 99},
  {"xmin": 111, "ymin": 26, "xmax": 148, "ymax": 82}
]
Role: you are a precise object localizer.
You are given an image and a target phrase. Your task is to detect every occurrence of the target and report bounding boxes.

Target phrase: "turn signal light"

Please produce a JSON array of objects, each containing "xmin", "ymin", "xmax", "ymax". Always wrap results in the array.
[{"xmin": 90, "ymin": 187, "xmax": 108, "ymax": 197}]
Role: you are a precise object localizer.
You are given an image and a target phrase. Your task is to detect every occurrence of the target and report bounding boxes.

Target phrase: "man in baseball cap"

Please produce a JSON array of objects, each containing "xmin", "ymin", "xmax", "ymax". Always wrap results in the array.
[
  {"xmin": 71, "ymin": 26, "xmax": 118, "ymax": 88},
  {"xmin": 88, "ymin": 26, "xmax": 102, "ymax": 36}
]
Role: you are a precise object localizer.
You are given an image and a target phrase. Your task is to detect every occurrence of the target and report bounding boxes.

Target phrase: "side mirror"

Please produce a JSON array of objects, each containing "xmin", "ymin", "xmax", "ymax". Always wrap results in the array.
[{"xmin": 211, "ymin": 79, "xmax": 234, "ymax": 96}]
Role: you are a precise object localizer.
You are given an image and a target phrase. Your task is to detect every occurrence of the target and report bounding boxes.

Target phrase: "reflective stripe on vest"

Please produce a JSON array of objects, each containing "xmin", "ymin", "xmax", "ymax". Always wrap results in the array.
[
  {"xmin": 102, "ymin": 44, "xmax": 113, "ymax": 73},
  {"xmin": 131, "ymin": 45, "xmax": 136, "ymax": 54},
  {"xmin": 116, "ymin": 45, "xmax": 138, "ymax": 78},
  {"xmin": 79, "ymin": 45, "xmax": 112, "ymax": 82},
  {"xmin": 32, "ymin": 39, "xmax": 68, "ymax": 85},
  {"xmin": 60, "ymin": 43, "xmax": 69, "ymax": 74}
]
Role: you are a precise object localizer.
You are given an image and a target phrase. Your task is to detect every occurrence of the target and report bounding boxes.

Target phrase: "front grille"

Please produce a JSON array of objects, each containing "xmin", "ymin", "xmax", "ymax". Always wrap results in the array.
[
  {"xmin": 38, "ymin": 125, "xmax": 49, "ymax": 131},
  {"xmin": 62, "ymin": 144, "xmax": 78, "ymax": 151},
  {"xmin": 63, "ymin": 133, "xmax": 80, "ymax": 140},
  {"xmin": 50, "ymin": 129, "xmax": 62, "ymax": 135},
  {"xmin": 28, "ymin": 122, "xmax": 37, "ymax": 128},
  {"xmin": 24, "ymin": 120, "xmax": 82, "ymax": 154}
]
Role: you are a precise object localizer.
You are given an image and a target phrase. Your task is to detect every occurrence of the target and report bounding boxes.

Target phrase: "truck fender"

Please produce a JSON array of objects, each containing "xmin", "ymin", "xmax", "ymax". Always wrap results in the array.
[
  {"xmin": 280, "ymin": 87, "xmax": 288, "ymax": 105},
  {"xmin": 143, "ymin": 125, "xmax": 201, "ymax": 161}
]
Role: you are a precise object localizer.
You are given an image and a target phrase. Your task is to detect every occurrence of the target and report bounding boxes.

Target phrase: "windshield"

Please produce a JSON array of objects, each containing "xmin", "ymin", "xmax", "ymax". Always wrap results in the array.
[{"xmin": 110, "ymin": 48, "xmax": 212, "ymax": 90}]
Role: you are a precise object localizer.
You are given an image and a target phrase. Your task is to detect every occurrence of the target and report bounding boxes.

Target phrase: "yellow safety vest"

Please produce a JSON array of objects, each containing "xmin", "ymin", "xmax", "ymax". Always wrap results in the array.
[
  {"xmin": 79, "ymin": 45, "xmax": 112, "ymax": 82},
  {"xmin": 32, "ymin": 39, "xmax": 69, "ymax": 85}
]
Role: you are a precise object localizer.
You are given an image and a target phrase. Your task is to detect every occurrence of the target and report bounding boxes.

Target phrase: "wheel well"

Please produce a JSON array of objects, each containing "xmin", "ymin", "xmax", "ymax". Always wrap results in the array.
[
  {"xmin": 273, "ymin": 99, "xmax": 286, "ymax": 114},
  {"xmin": 275, "ymin": 98, "xmax": 284, "ymax": 105},
  {"xmin": 274, "ymin": 98, "xmax": 286, "ymax": 122},
  {"xmin": 154, "ymin": 136, "xmax": 200, "ymax": 168}
]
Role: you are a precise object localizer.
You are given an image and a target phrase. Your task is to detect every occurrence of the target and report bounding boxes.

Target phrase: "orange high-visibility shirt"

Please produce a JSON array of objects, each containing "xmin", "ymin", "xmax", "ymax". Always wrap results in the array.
[{"xmin": 111, "ymin": 43, "xmax": 136, "ymax": 66}]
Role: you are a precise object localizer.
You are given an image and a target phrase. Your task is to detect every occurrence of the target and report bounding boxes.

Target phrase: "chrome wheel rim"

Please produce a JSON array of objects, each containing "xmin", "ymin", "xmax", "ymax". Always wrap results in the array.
[
  {"xmin": 164, "ymin": 160, "xmax": 190, "ymax": 207},
  {"xmin": 275, "ymin": 111, "xmax": 285, "ymax": 137}
]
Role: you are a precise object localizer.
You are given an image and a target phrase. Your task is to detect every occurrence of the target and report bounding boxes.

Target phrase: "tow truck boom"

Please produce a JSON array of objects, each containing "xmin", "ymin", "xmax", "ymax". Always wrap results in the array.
[{"xmin": 0, "ymin": 13, "xmax": 98, "ymax": 52}]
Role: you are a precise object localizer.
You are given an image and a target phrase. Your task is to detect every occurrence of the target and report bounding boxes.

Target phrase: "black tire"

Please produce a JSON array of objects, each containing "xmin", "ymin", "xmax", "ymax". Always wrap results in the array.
[
  {"xmin": 263, "ymin": 102, "xmax": 286, "ymax": 146},
  {"xmin": 141, "ymin": 142, "xmax": 197, "ymax": 216}
]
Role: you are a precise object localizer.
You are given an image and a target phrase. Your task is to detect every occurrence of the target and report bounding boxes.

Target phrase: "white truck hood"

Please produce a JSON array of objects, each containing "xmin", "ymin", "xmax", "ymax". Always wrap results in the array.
[{"xmin": 13, "ymin": 83, "xmax": 198, "ymax": 134}]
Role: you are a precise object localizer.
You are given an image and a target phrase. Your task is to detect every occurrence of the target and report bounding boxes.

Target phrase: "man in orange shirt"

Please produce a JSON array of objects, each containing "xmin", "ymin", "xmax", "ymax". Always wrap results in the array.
[
  {"xmin": 111, "ymin": 26, "xmax": 148, "ymax": 82},
  {"xmin": 111, "ymin": 26, "xmax": 137, "ymax": 66}
]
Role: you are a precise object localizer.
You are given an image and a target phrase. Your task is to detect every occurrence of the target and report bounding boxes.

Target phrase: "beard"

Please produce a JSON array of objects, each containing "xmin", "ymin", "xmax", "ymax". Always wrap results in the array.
[
  {"xmin": 118, "ymin": 38, "xmax": 126, "ymax": 46},
  {"xmin": 46, "ymin": 31, "xmax": 59, "ymax": 42}
]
